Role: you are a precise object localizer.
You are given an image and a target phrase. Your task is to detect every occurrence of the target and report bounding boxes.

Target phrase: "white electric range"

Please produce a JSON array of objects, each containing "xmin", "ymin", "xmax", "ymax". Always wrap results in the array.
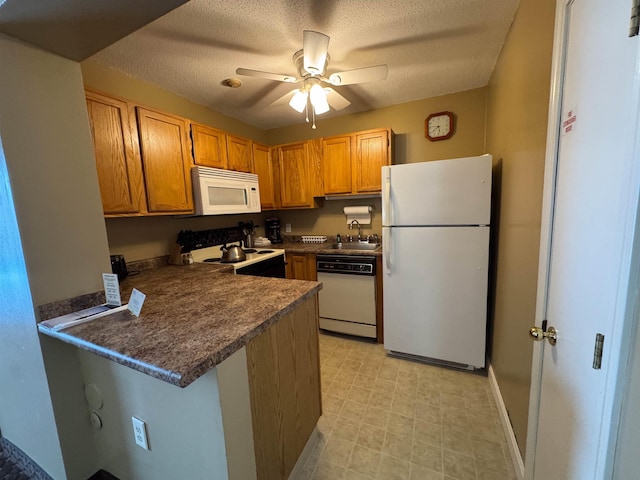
[{"xmin": 190, "ymin": 245, "xmax": 286, "ymax": 277}]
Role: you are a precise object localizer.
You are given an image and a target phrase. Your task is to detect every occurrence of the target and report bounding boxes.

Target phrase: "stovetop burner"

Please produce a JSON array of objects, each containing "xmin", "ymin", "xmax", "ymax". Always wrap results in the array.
[{"xmin": 189, "ymin": 244, "xmax": 285, "ymax": 270}]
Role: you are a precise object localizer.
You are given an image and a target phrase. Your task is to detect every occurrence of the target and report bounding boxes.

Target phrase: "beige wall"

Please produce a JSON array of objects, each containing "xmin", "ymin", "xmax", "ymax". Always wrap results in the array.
[
  {"xmin": 485, "ymin": 0, "xmax": 556, "ymax": 459},
  {"xmin": 0, "ymin": 34, "xmax": 113, "ymax": 479},
  {"xmin": 105, "ymin": 213, "xmax": 265, "ymax": 261},
  {"xmin": 78, "ymin": 350, "xmax": 231, "ymax": 480}
]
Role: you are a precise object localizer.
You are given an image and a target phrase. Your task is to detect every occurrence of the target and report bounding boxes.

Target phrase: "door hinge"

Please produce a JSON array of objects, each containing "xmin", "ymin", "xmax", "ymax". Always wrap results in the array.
[
  {"xmin": 630, "ymin": 0, "xmax": 640, "ymax": 37},
  {"xmin": 593, "ymin": 333, "xmax": 605, "ymax": 369}
]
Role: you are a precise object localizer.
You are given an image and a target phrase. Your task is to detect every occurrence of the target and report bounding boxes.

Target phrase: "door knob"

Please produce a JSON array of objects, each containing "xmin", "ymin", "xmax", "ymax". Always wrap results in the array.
[{"xmin": 529, "ymin": 326, "xmax": 558, "ymax": 346}]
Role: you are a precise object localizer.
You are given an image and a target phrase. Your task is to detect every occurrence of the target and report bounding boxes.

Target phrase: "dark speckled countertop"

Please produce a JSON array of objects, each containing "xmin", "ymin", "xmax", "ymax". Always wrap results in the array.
[{"xmin": 38, "ymin": 264, "xmax": 321, "ymax": 388}]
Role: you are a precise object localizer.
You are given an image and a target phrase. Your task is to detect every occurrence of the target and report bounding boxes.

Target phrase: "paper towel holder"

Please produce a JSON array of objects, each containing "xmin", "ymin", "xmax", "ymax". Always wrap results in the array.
[{"xmin": 344, "ymin": 205, "xmax": 373, "ymax": 225}]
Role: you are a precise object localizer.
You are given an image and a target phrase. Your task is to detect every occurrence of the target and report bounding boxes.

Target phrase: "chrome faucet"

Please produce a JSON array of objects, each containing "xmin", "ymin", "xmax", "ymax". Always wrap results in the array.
[{"xmin": 349, "ymin": 219, "xmax": 362, "ymax": 241}]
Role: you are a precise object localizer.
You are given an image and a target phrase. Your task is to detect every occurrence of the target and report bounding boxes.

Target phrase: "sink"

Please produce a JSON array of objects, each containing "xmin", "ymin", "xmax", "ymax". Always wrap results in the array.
[{"xmin": 330, "ymin": 242, "xmax": 380, "ymax": 251}]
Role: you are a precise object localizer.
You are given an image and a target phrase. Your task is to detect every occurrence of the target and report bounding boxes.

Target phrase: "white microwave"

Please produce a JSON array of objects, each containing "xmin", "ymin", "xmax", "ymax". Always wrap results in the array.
[{"xmin": 192, "ymin": 166, "xmax": 261, "ymax": 215}]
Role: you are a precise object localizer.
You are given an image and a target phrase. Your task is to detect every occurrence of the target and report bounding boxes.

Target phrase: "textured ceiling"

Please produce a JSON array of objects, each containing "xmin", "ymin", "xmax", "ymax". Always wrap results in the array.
[{"xmin": 88, "ymin": 0, "xmax": 520, "ymax": 130}]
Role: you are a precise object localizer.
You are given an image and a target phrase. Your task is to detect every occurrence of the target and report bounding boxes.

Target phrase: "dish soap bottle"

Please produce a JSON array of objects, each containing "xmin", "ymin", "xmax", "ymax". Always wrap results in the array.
[{"xmin": 336, "ymin": 234, "xmax": 342, "ymax": 247}]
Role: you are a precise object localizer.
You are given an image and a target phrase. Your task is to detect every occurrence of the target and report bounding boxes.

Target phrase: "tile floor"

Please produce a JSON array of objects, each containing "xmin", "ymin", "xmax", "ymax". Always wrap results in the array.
[{"xmin": 291, "ymin": 332, "xmax": 517, "ymax": 480}]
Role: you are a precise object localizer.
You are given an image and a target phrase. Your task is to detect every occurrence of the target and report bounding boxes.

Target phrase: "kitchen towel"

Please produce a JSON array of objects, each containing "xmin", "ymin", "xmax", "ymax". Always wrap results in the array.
[{"xmin": 344, "ymin": 205, "xmax": 372, "ymax": 225}]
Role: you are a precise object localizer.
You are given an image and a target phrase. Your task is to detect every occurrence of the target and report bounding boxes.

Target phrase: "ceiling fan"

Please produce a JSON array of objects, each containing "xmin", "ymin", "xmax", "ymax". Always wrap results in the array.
[{"xmin": 235, "ymin": 31, "xmax": 388, "ymax": 128}]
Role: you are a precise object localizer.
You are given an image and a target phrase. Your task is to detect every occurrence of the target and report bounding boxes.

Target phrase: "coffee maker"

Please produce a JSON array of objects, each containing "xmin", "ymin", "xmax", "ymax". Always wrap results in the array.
[{"xmin": 265, "ymin": 217, "xmax": 283, "ymax": 244}]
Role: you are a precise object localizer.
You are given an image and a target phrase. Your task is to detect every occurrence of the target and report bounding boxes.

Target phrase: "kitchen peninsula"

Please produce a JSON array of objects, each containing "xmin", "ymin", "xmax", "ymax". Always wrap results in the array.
[{"xmin": 38, "ymin": 264, "xmax": 322, "ymax": 480}]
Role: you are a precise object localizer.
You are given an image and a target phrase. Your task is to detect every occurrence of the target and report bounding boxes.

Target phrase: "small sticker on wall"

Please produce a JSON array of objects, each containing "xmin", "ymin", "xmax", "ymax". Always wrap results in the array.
[{"xmin": 562, "ymin": 109, "xmax": 577, "ymax": 135}]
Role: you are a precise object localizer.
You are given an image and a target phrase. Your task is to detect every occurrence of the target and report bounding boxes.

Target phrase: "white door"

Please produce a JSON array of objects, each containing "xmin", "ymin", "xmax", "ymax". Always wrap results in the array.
[
  {"xmin": 381, "ymin": 154, "xmax": 492, "ymax": 227},
  {"xmin": 527, "ymin": 1, "xmax": 640, "ymax": 479},
  {"xmin": 383, "ymin": 225, "xmax": 489, "ymax": 368}
]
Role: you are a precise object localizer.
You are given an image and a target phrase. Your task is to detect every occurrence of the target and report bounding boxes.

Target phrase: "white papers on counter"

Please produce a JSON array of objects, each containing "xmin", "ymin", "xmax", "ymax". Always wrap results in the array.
[
  {"xmin": 102, "ymin": 273, "xmax": 122, "ymax": 306},
  {"xmin": 344, "ymin": 205, "xmax": 372, "ymax": 225},
  {"xmin": 127, "ymin": 289, "xmax": 146, "ymax": 317},
  {"xmin": 38, "ymin": 272, "xmax": 147, "ymax": 332},
  {"xmin": 39, "ymin": 304, "xmax": 129, "ymax": 331}
]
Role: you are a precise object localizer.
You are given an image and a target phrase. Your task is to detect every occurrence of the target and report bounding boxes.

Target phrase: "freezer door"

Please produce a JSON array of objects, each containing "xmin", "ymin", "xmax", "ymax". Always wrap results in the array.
[
  {"xmin": 382, "ymin": 226, "xmax": 489, "ymax": 368},
  {"xmin": 382, "ymin": 155, "xmax": 492, "ymax": 227}
]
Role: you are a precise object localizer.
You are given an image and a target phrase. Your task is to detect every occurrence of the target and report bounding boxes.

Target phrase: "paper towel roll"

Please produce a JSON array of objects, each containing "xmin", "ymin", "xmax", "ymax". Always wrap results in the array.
[
  {"xmin": 344, "ymin": 205, "xmax": 372, "ymax": 225},
  {"xmin": 343, "ymin": 206, "xmax": 372, "ymax": 216}
]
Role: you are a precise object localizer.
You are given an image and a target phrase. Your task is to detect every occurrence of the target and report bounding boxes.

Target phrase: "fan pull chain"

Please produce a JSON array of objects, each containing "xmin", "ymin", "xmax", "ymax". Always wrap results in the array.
[
  {"xmin": 305, "ymin": 101, "xmax": 310, "ymax": 123},
  {"xmin": 312, "ymin": 108, "xmax": 317, "ymax": 129}
]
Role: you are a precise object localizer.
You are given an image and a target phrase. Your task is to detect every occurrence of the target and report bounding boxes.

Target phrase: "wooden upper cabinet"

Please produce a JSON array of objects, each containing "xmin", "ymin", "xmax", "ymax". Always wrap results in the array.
[
  {"xmin": 276, "ymin": 142, "xmax": 311, "ymax": 208},
  {"xmin": 322, "ymin": 135, "xmax": 352, "ymax": 195},
  {"xmin": 136, "ymin": 107, "xmax": 194, "ymax": 214},
  {"xmin": 227, "ymin": 134, "xmax": 253, "ymax": 173},
  {"xmin": 354, "ymin": 128, "xmax": 392, "ymax": 193},
  {"xmin": 191, "ymin": 123, "xmax": 227, "ymax": 169},
  {"xmin": 85, "ymin": 90, "xmax": 145, "ymax": 215},
  {"xmin": 252, "ymin": 142, "xmax": 277, "ymax": 210}
]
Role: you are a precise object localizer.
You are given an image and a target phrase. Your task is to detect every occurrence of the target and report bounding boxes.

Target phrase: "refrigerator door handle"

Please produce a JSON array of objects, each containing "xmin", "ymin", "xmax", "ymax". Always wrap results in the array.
[
  {"xmin": 383, "ymin": 167, "xmax": 391, "ymax": 226},
  {"xmin": 384, "ymin": 229, "xmax": 391, "ymax": 273}
]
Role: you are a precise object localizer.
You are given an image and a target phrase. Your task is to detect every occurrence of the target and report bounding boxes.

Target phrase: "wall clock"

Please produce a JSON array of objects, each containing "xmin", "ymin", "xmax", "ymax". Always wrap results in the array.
[{"xmin": 425, "ymin": 111, "xmax": 454, "ymax": 141}]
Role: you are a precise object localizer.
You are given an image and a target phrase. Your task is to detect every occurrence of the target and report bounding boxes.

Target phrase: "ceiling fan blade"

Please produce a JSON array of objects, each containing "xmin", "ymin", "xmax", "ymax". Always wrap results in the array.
[
  {"xmin": 324, "ymin": 87, "xmax": 351, "ymax": 110},
  {"xmin": 303, "ymin": 30, "xmax": 330, "ymax": 75},
  {"xmin": 327, "ymin": 64, "xmax": 389, "ymax": 86},
  {"xmin": 235, "ymin": 68, "xmax": 298, "ymax": 83}
]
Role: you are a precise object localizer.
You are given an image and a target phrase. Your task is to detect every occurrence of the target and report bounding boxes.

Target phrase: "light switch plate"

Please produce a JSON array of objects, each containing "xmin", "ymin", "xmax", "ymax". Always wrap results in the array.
[{"xmin": 285, "ymin": 223, "xmax": 291, "ymax": 233}]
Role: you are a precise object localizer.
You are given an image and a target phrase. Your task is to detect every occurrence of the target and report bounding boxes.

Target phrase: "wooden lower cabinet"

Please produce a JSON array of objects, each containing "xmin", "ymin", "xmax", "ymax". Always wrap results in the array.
[
  {"xmin": 245, "ymin": 294, "xmax": 321, "ymax": 480},
  {"xmin": 286, "ymin": 253, "xmax": 317, "ymax": 281}
]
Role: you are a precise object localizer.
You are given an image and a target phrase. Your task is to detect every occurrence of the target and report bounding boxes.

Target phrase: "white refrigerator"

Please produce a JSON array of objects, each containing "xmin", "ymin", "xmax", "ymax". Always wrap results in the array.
[{"xmin": 382, "ymin": 154, "xmax": 492, "ymax": 369}]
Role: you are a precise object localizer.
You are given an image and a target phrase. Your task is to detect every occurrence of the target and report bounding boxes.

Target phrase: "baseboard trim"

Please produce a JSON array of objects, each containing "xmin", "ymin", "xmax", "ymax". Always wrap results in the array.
[{"xmin": 488, "ymin": 364, "xmax": 525, "ymax": 480}]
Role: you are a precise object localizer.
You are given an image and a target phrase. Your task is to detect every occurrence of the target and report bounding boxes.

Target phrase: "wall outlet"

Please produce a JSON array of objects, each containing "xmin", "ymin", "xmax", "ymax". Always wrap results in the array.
[
  {"xmin": 132, "ymin": 416, "xmax": 149, "ymax": 450},
  {"xmin": 285, "ymin": 223, "xmax": 291, "ymax": 233}
]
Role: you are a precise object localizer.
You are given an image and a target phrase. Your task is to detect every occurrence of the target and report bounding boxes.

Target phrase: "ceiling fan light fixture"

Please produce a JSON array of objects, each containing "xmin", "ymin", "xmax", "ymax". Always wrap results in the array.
[
  {"xmin": 310, "ymin": 83, "xmax": 330, "ymax": 115},
  {"xmin": 289, "ymin": 90, "xmax": 308, "ymax": 113},
  {"xmin": 303, "ymin": 30, "xmax": 330, "ymax": 75}
]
